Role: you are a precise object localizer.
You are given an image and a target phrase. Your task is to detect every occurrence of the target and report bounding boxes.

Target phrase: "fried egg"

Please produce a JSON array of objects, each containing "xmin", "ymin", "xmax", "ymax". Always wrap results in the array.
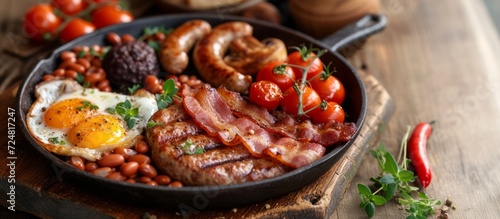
[{"xmin": 26, "ymin": 79, "xmax": 158, "ymax": 161}]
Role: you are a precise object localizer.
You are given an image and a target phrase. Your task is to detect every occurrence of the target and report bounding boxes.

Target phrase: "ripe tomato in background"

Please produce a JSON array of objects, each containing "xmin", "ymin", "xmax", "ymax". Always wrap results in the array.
[
  {"xmin": 280, "ymin": 85, "xmax": 321, "ymax": 116},
  {"xmin": 256, "ymin": 61, "xmax": 296, "ymax": 91},
  {"xmin": 309, "ymin": 75, "xmax": 345, "ymax": 104},
  {"xmin": 249, "ymin": 81, "xmax": 283, "ymax": 111},
  {"xmin": 59, "ymin": 18, "xmax": 95, "ymax": 42},
  {"xmin": 311, "ymin": 101, "xmax": 345, "ymax": 124},
  {"xmin": 91, "ymin": 5, "xmax": 133, "ymax": 29},
  {"xmin": 51, "ymin": 0, "xmax": 87, "ymax": 15},
  {"xmin": 287, "ymin": 51, "xmax": 324, "ymax": 80},
  {"xmin": 23, "ymin": 4, "xmax": 62, "ymax": 41}
]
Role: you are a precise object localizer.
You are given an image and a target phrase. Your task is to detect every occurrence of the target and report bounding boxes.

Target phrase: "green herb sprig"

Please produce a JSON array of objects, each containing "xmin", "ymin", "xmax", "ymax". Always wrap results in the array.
[
  {"xmin": 357, "ymin": 127, "xmax": 441, "ymax": 218},
  {"xmin": 48, "ymin": 137, "xmax": 66, "ymax": 145},
  {"xmin": 76, "ymin": 100, "xmax": 99, "ymax": 111},
  {"xmin": 106, "ymin": 99, "xmax": 140, "ymax": 129},
  {"xmin": 128, "ymin": 84, "xmax": 141, "ymax": 95},
  {"xmin": 156, "ymin": 78, "xmax": 179, "ymax": 110},
  {"xmin": 146, "ymin": 120, "xmax": 163, "ymax": 129},
  {"xmin": 179, "ymin": 139, "xmax": 205, "ymax": 155}
]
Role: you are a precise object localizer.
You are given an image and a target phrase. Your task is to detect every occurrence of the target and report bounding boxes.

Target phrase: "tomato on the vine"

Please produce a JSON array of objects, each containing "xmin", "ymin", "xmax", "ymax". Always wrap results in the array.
[
  {"xmin": 311, "ymin": 101, "xmax": 345, "ymax": 124},
  {"xmin": 249, "ymin": 81, "xmax": 283, "ymax": 111},
  {"xmin": 287, "ymin": 48, "xmax": 324, "ymax": 80},
  {"xmin": 256, "ymin": 61, "xmax": 296, "ymax": 91},
  {"xmin": 310, "ymin": 75, "xmax": 345, "ymax": 104},
  {"xmin": 91, "ymin": 5, "xmax": 133, "ymax": 29},
  {"xmin": 280, "ymin": 85, "xmax": 321, "ymax": 116},
  {"xmin": 59, "ymin": 18, "xmax": 95, "ymax": 42},
  {"xmin": 51, "ymin": 0, "xmax": 87, "ymax": 16},
  {"xmin": 23, "ymin": 4, "xmax": 62, "ymax": 41}
]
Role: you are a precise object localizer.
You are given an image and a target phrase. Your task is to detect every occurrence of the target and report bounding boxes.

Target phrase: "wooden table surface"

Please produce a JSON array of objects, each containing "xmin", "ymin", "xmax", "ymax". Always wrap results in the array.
[{"xmin": 2, "ymin": 0, "xmax": 500, "ymax": 218}]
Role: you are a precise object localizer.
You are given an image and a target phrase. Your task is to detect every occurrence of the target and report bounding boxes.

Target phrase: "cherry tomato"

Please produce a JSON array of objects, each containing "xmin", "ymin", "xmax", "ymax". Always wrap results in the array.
[
  {"xmin": 310, "ymin": 75, "xmax": 345, "ymax": 104},
  {"xmin": 23, "ymin": 4, "xmax": 62, "ymax": 41},
  {"xmin": 59, "ymin": 18, "xmax": 95, "ymax": 42},
  {"xmin": 256, "ymin": 61, "xmax": 296, "ymax": 91},
  {"xmin": 51, "ymin": 0, "xmax": 87, "ymax": 16},
  {"xmin": 91, "ymin": 5, "xmax": 133, "ymax": 29},
  {"xmin": 287, "ymin": 50, "xmax": 324, "ymax": 80},
  {"xmin": 249, "ymin": 81, "xmax": 283, "ymax": 111},
  {"xmin": 311, "ymin": 101, "xmax": 345, "ymax": 124},
  {"xmin": 280, "ymin": 85, "xmax": 321, "ymax": 117}
]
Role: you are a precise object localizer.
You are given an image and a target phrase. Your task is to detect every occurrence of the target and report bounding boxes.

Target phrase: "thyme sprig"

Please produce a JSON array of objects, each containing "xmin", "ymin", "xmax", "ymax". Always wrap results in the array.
[{"xmin": 357, "ymin": 127, "xmax": 441, "ymax": 218}]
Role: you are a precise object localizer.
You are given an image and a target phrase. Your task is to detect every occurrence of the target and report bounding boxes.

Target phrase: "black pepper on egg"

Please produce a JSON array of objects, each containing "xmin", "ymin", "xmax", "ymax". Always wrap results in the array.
[{"xmin": 102, "ymin": 41, "xmax": 159, "ymax": 92}]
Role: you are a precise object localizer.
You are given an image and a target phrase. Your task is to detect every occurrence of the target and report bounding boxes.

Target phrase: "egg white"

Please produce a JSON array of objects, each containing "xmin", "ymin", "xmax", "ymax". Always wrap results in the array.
[{"xmin": 26, "ymin": 79, "xmax": 158, "ymax": 161}]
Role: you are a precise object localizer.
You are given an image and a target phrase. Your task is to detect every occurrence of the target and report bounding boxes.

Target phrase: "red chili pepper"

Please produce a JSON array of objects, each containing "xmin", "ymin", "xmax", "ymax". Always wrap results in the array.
[{"xmin": 408, "ymin": 122, "xmax": 434, "ymax": 188}]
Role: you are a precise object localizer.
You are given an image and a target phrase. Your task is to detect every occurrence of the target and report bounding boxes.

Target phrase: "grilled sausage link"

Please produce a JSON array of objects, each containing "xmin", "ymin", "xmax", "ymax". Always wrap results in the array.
[
  {"xmin": 193, "ymin": 22, "xmax": 253, "ymax": 94},
  {"xmin": 160, "ymin": 20, "xmax": 212, "ymax": 74}
]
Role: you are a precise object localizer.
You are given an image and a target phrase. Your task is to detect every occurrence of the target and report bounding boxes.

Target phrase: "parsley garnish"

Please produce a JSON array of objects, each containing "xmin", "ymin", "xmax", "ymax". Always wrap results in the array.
[
  {"xmin": 76, "ymin": 73, "xmax": 84, "ymax": 84},
  {"xmin": 156, "ymin": 78, "xmax": 179, "ymax": 110},
  {"xmin": 180, "ymin": 139, "xmax": 205, "ymax": 155},
  {"xmin": 76, "ymin": 100, "xmax": 99, "ymax": 111},
  {"xmin": 146, "ymin": 120, "xmax": 163, "ymax": 129},
  {"xmin": 48, "ymin": 137, "xmax": 66, "ymax": 145},
  {"xmin": 128, "ymin": 84, "xmax": 141, "ymax": 95},
  {"xmin": 109, "ymin": 99, "xmax": 140, "ymax": 129}
]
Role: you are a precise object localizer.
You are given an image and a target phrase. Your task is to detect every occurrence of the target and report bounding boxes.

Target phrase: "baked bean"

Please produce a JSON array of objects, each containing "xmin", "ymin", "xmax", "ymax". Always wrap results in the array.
[
  {"xmin": 58, "ymin": 60, "xmax": 75, "ymax": 70},
  {"xmin": 53, "ymin": 68, "xmax": 65, "ymax": 77},
  {"xmin": 120, "ymin": 162, "xmax": 139, "ymax": 177},
  {"xmin": 139, "ymin": 163, "xmax": 157, "ymax": 178},
  {"xmin": 61, "ymin": 51, "xmax": 76, "ymax": 61},
  {"xmin": 186, "ymin": 79, "xmax": 202, "ymax": 87},
  {"xmin": 138, "ymin": 176, "xmax": 152, "ymax": 183},
  {"xmin": 112, "ymin": 147, "xmax": 136, "ymax": 159},
  {"xmin": 91, "ymin": 58, "xmax": 102, "ymax": 68},
  {"xmin": 135, "ymin": 141, "xmax": 149, "ymax": 154},
  {"xmin": 68, "ymin": 63, "xmax": 85, "ymax": 73},
  {"xmin": 77, "ymin": 58, "xmax": 91, "ymax": 70},
  {"xmin": 92, "ymin": 167, "xmax": 112, "ymax": 177},
  {"xmin": 107, "ymin": 32, "xmax": 121, "ymax": 45},
  {"xmin": 125, "ymin": 178, "xmax": 136, "ymax": 184},
  {"xmin": 146, "ymin": 181, "xmax": 158, "ymax": 186},
  {"xmin": 155, "ymin": 32, "xmax": 166, "ymax": 41},
  {"xmin": 91, "ymin": 44, "xmax": 100, "ymax": 53},
  {"xmin": 98, "ymin": 154, "xmax": 125, "ymax": 167},
  {"xmin": 106, "ymin": 172, "xmax": 126, "ymax": 181},
  {"xmin": 65, "ymin": 70, "xmax": 78, "ymax": 79},
  {"xmin": 42, "ymin": 74, "xmax": 55, "ymax": 81},
  {"xmin": 102, "ymin": 151, "xmax": 111, "ymax": 157},
  {"xmin": 85, "ymin": 72, "xmax": 104, "ymax": 83},
  {"xmin": 85, "ymin": 162, "xmax": 98, "ymax": 172},
  {"xmin": 169, "ymin": 181, "xmax": 183, "ymax": 187},
  {"xmin": 121, "ymin": 34, "xmax": 135, "ymax": 43},
  {"xmin": 154, "ymin": 175, "xmax": 171, "ymax": 185},
  {"xmin": 178, "ymin": 74, "xmax": 189, "ymax": 83},
  {"xmin": 97, "ymin": 79, "xmax": 110, "ymax": 91},
  {"xmin": 75, "ymin": 45, "xmax": 90, "ymax": 53},
  {"xmin": 144, "ymin": 75, "xmax": 159, "ymax": 93},
  {"xmin": 68, "ymin": 156, "xmax": 85, "ymax": 170},
  {"xmin": 128, "ymin": 154, "xmax": 151, "ymax": 164},
  {"xmin": 101, "ymin": 86, "xmax": 112, "ymax": 92}
]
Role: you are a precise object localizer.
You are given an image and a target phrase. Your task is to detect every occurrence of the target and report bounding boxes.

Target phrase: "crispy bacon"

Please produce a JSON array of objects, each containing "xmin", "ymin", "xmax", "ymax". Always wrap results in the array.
[
  {"xmin": 216, "ymin": 86, "xmax": 357, "ymax": 146},
  {"xmin": 183, "ymin": 86, "xmax": 328, "ymax": 168}
]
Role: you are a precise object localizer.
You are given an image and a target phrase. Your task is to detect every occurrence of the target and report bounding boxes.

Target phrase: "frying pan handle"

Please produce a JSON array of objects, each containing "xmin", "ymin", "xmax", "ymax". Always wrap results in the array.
[{"xmin": 321, "ymin": 14, "xmax": 387, "ymax": 52}]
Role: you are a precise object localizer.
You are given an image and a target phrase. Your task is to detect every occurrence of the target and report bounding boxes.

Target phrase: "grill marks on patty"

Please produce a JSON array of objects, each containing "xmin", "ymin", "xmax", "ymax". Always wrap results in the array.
[{"xmin": 147, "ymin": 104, "xmax": 289, "ymax": 186}]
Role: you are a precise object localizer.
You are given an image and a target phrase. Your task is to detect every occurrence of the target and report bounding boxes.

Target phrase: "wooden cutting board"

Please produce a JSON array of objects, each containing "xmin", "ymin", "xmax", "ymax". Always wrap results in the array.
[{"xmin": 0, "ymin": 70, "xmax": 393, "ymax": 218}]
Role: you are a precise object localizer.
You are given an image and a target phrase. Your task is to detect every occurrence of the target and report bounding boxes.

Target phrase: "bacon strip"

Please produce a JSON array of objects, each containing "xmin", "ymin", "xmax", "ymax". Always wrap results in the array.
[
  {"xmin": 184, "ymin": 86, "xmax": 326, "ymax": 168},
  {"xmin": 216, "ymin": 87, "xmax": 357, "ymax": 146}
]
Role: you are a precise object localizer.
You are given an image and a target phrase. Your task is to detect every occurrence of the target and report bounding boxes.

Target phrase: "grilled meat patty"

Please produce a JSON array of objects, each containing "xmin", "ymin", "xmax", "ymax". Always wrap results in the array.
[{"xmin": 147, "ymin": 104, "xmax": 289, "ymax": 186}]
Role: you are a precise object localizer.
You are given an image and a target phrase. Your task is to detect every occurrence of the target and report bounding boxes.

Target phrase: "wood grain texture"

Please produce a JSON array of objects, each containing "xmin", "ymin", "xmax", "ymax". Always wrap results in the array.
[
  {"xmin": 333, "ymin": 0, "xmax": 500, "ymax": 218},
  {"xmin": 0, "ymin": 71, "xmax": 393, "ymax": 218}
]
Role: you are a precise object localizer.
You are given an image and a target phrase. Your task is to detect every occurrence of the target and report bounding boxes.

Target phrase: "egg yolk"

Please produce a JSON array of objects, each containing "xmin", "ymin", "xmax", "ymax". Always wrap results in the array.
[
  {"xmin": 67, "ymin": 115, "xmax": 125, "ymax": 149},
  {"xmin": 44, "ymin": 98, "xmax": 96, "ymax": 129}
]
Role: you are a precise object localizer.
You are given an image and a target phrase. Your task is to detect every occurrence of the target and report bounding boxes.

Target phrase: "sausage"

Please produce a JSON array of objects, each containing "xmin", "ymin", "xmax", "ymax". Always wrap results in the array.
[
  {"xmin": 193, "ymin": 22, "xmax": 254, "ymax": 94},
  {"xmin": 160, "ymin": 20, "xmax": 212, "ymax": 74}
]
